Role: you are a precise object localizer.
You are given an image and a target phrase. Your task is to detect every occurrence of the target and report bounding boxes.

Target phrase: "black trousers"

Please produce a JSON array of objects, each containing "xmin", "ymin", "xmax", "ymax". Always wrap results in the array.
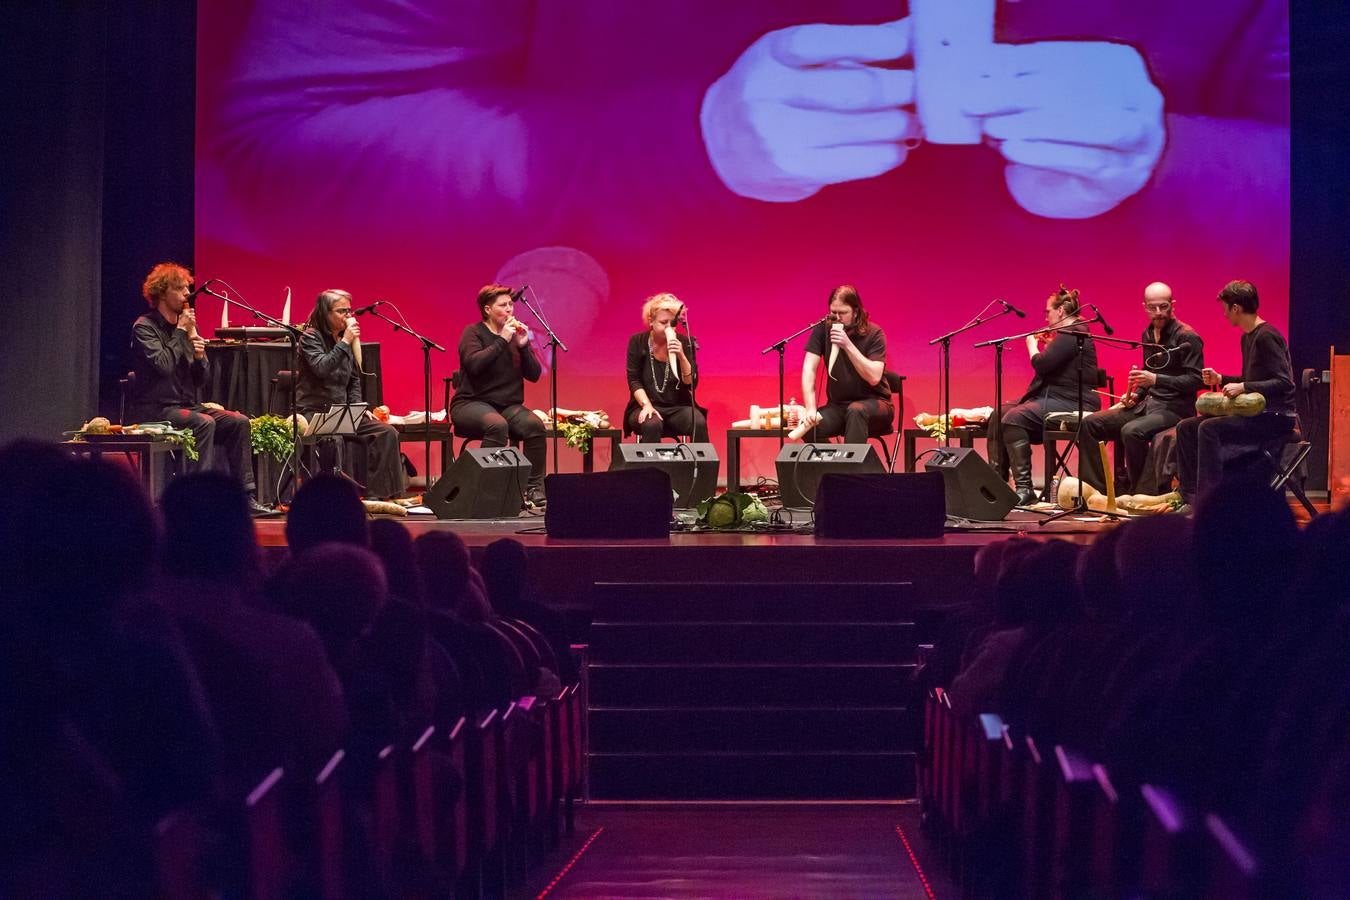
[
  {"xmin": 307, "ymin": 416, "xmax": 407, "ymax": 499},
  {"xmin": 990, "ymin": 397, "xmax": 1079, "ymax": 476},
  {"xmin": 625, "ymin": 405, "xmax": 709, "ymax": 443},
  {"xmin": 1078, "ymin": 403, "xmax": 1182, "ymax": 494},
  {"xmin": 806, "ymin": 397, "xmax": 893, "ymax": 444},
  {"xmin": 451, "ymin": 400, "xmax": 546, "ymax": 487},
  {"xmin": 1175, "ymin": 412, "xmax": 1293, "ymax": 505},
  {"xmin": 161, "ymin": 405, "xmax": 256, "ymax": 494}
]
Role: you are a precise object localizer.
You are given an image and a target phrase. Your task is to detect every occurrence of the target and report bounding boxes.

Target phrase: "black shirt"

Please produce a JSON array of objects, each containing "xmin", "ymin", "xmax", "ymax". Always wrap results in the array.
[
  {"xmin": 296, "ymin": 327, "xmax": 361, "ymax": 413},
  {"xmin": 129, "ymin": 308, "xmax": 209, "ymax": 418},
  {"xmin": 1224, "ymin": 321, "xmax": 1296, "ymax": 416},
  {"xmin": 452, "ymin": 321, "xmax": 541, "ymax": 409},
  {"xmin": 623, "ymin": 330, "xmax": 702, "ymax": 430},
  {"xmin": 1137, "ymin": 318, "xmax": 1205, "ymax": 417},
  {"xmin": 1019, "ymin": 323, "xmax": 1099, "ymax": 407},
  {"xmin": 805, "ymin": 320, "xmax": 890, "ymax": 403}
]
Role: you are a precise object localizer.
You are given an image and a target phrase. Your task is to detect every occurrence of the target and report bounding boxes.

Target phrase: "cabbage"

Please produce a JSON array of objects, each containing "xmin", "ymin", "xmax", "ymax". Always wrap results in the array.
[{"xmin": 696, "ymin": 492, "xmax": 770, "ymax": 529}]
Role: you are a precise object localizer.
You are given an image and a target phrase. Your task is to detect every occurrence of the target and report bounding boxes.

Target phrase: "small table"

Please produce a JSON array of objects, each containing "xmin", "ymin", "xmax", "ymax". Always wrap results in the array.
[
  {"xmin": 725, "ymin": 427, "xmax": 788, "ymax": 493},
  {"xmin": 545, "ymin": 427, "xmax": 621, "ymax": 473},
  {"xmin": 63, "ymin": 436, "xmax": 181, "ymax": 502},
  {"xmin": 903, "ymin": 424, "xmax": 990, "ymax": 473},
  {"xmin": 393, "ymin": 421, "xmax": 455, "ymax": 479}
]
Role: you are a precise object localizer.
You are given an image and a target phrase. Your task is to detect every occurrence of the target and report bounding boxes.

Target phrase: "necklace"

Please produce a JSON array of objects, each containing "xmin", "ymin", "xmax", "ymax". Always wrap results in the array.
[{"xmin": 648, "ymin": 339, "xmax": 671, "ymax": 394}]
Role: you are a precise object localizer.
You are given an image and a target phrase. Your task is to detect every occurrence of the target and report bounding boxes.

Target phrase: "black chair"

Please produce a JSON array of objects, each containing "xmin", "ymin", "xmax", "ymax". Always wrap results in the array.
[{"xmin": 266, "ymin": 370, "xmax": 296, "ymax": 417}]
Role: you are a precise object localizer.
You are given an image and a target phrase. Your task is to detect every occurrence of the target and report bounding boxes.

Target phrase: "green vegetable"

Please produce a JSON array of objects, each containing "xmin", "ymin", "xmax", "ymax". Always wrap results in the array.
[
  {"xmin": 249, "ymin": 414, "xmax": 296, "ymax": 463},
  {"xmin": 1195, "ymin": 391, "xmax": 1267, "ymax": 418},
  {"xmin": 556, "ymin": 420, "xmax": 595, "ymax": 455},
  {"xmin": 696, "ymin": 492, "xmax": 770, "ymax": 530},
  {"xmin": 1231, "ymin": 393, "xmax": 1266, "ymax": 416}
]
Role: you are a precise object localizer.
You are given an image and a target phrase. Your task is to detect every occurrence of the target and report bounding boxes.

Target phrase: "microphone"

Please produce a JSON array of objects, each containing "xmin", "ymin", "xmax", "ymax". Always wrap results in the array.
[
  {"xmin": 1000, "ymin": 298, "xmax": 1027, "ymax": 318},
  {"xmin": 509, "ymin": 285, "xmax": 528, "ymax": 302},
  {"xmin": 1089, "ymin": 304, "xmax": 1115, "ymax": 335},
  {"xmin": 352, "ymin": 301, "xmax": 385, "ymax": 316},
  {"xmin": 186, "ymin": 278, "xmax": 216, "ymax": 304}
]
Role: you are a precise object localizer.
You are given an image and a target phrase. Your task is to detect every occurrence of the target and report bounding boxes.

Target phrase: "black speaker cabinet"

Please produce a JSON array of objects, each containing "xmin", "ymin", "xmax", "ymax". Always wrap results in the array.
[
  {"xmin": 775, "ymin": 442, "xmax": 884, "ymax": 508},
  {"xmin": 545, "ymin": 469, "xmax": 673, "ymax": 539},
  {"xmin": 924, "ymin": 446, "xmax": 1018, "ymax": 522},
  {"xmin": 425, "ymin": 447, "xmax": 531, "ymax": 519},
  {"xmin": 813, "ymin": 472, "xmax": 946, "ymax": 538},
  {"xmin": 608, "ymin": 442, "xmax": 719, "ymax": 508}
]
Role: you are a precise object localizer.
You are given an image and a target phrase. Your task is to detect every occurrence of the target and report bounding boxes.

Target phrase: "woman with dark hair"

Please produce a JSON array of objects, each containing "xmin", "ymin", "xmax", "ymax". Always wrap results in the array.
[
  {"xmin": 993, "ymin": 285, "xmax": 1100, "ymax": 505},
  {"xmin": 623, "ymin": 292, "xmax": 707, "ymax": 442},
  {"xmin": 449, "ymin": 284, "xmax": 547, "ymax": 509},
  {"xmin": 296, "ymin": 289, "xmax": 407, "ymax": 499},
  {"xmin": 799, "ymin": 284, "xmax": 891, "ymax": 443}
]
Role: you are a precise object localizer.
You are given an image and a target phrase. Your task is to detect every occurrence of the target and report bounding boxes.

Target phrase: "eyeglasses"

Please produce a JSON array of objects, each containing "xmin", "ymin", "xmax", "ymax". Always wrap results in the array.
[
  {"xmin": 332, "ymin": 307, "xmax": 352, "ymax": 315},
  {"xmin": 1143, "ymin": 302, "xmax": 1172, "ymax": 312}
]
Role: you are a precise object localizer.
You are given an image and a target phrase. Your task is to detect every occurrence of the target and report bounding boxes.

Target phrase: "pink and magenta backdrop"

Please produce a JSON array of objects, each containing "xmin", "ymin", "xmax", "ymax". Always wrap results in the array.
[{"xmin": 196, "ymin": 1, "xmax": 1289, "ymax": 483}]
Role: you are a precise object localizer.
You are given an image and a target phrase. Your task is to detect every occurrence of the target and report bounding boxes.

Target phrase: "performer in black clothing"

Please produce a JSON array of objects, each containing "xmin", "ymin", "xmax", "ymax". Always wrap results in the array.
[
  {"xmin": 1175, "ymin": 280, "xmax": 1295, "ymax": 507},
  {"xmin": 128, "ymin": 262, "xmax": 272, "ymax": 515},
  {"xmin": 449, "ymin": 284, "xmax": 547, "ymax": 509},
  {"xmin": 623, "ymin": 293, "xmax": 707, "ymax": 442},
  {"xmin": 992, "ymin": 286, "xmax": 1100, "ymax": 506},
  {"xmin": 799, "ymin": 284, "xmax": 891, "ymax": 444},
  {"xmin": 295, "ymin": 290, "xmax": 407, "ymax": 499},
  {"xmin": 1078, "ymin": 282, "xmax": 1204, "ymax": 494}
]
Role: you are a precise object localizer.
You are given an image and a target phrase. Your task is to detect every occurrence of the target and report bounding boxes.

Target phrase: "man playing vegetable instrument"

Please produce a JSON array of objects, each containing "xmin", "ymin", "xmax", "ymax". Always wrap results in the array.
[
  {"xmin": 1173, "ymin": 280, "xmax": 1296, "ymax": 509},
  {"xmin": 128, "ymin": 262, "xmax": 275, "ymax": 516}
]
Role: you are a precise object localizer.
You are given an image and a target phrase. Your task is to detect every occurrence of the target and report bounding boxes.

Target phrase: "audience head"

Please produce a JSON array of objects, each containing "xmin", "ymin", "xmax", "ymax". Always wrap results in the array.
[
  {"xmin": 1114, "ymin": 515, "xmax": 1197, "ymax": 620},
  {"xmin": 160, "ymin": 472, "xmax": 262, "ymax": 597},
  {"xmin": 19, "ymin": 455, "xmax": 161, "ymax": 623},
  {"xmin": 482, "ymin": 538, "xmax": 529, "ymax": 615},
  {"xmin": 276, "ymin": 542, "xmax": 387, "ymax": 663},
  {"xmin": 1019, "ymin": 540, "xmax": 1084, "ymax": 629},
  {"xmin": 286, "ymin": 474, "xmax": 368, "ymax": 553},
  {"xmin": 991, "ymin": 538, "xmax": 1041, "ymax": 628},
  {"xmin": 369, "ymin": 519, "xmax": 422, "ymax": 605},
  {"xmin": 413, "ymin": 531, "xmax": 490, "ymax": 622},
  {"xmin": 1076, "ymin": 523, "xmax": 1125, "ymax": 623},
  {"xmin": 1295, "ymin": 507, "xmax": 1350, "ymax": 614},
  {"xmin": 0, "ymin": 440, "xmax": 71, "ymax": 602},
  {"xmin": 1194, "ymin": 473, "xmax": 1297, "ymax": 621}
]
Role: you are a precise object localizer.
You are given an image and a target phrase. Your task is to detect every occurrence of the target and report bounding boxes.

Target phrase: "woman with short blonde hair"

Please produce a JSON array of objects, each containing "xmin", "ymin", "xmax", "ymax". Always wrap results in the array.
[{"xmin": 623, "ymin": 293, "xmax": 707, "ymax": 443}]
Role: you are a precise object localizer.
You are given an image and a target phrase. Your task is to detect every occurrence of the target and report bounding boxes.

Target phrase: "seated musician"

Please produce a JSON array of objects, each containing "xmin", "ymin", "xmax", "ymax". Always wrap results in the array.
[
  {"xmin": 1078, "ymin": 282, "xmax": 1204, "ymax": 494},
  {"xmin": 1174, "ymin": 280, "xmax": 1295, "ymax": 509},
  {"xmin": 296, "ymin": 289, "xmax": 407, "ymax": 499},
  {"xmin": 623, "ymin": 293, "xmax": 707, "ymax": 443},
  {"xmin": 128, "ymin": 262, "xmax": 275, "ymax": 516},
  {"xmin": 992, "ymin": 286, "xmax": 1099, "ymax": 506},
  {"xmin": 449, "ymin": 284, "xmax": 547, "ymax": 509},
  {"xmin": 798, "ymin": 284, "xmax": 891, "ymax": 443}
]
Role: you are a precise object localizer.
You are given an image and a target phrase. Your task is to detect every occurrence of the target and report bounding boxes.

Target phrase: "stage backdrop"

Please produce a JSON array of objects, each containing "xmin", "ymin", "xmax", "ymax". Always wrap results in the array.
[{"xmin": 196, "ymin": 0, "xmax": 1289, "ymax": 483}]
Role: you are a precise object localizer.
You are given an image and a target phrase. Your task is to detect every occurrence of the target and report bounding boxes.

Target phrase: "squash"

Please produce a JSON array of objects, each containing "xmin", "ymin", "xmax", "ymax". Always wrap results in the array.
[
  {"xmin": 1230, "ymin": 392, "xmax": 1267, "ymax": 416},
  {"xmin": 1195, "ymin": 392, "xmax": 1232, "ymax": 416}
]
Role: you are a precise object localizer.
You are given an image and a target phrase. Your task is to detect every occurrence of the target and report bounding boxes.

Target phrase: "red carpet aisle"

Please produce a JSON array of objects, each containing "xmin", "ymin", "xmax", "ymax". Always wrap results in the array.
[{"xmin": 529, "ymin": 805, "xmax": 953, "ymax": 899}]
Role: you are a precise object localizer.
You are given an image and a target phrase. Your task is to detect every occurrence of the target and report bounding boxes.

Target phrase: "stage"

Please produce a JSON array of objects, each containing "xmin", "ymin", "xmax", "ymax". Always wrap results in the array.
[{"xmin": 255, "ymin": 509, "xmax": 1107, "ymax": 627}]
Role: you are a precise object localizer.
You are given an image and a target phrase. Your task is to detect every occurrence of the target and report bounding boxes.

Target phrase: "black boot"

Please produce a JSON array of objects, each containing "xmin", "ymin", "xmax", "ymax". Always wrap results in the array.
[{"xmin": 1006, "ymin": 430, "xmax": 1038, "ymax": 506}]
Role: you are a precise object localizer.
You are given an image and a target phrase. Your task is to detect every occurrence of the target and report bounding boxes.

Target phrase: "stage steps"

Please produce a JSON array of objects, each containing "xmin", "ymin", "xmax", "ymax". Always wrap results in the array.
[{"xmin": 587, "ymin": 582, "xmax": 919, "ymax": 800}]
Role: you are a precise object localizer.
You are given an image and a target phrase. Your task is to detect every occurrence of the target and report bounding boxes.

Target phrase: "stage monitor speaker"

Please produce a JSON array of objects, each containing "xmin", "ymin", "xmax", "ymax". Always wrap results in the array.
[
  {"xmin": 924, "ymin": 446, "xmax": 1018, "ymax": 521},
  {"xmin": 775, "ymin": 442, "xmax": 884, "ymax": 508},
  {"xmin": 545, "ymin": 469, "xmax": 673, "ymax": 539},
  {"xmin": 426, "ymin": 447, "xmax": 531, "ymax": 519},
  {"xmin": 608, "ymin": 442, "xmax": 719, "ymax": 508},
  {"xmin": 813, "ymin": 472, "xmax": 946, "ymax": 538}
]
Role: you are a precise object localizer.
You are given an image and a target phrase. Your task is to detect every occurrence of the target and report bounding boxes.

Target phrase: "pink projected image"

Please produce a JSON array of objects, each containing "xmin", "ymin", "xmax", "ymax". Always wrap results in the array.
[{"xmin": 196, "ymin": 1, "xmax": 1289, "ymax": 482}]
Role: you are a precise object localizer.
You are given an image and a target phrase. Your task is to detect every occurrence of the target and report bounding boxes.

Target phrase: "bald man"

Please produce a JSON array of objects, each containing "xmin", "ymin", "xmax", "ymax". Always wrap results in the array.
[{"xmin": 1078, "ymin": 282, "xmax": 1205, "ymax": 494}]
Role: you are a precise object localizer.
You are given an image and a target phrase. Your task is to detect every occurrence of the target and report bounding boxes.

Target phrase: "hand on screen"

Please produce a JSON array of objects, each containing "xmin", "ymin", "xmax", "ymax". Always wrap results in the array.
[
  {"xmin": 700, "ymin": 18, "xmax": 917, "ymax": 202},
  {"xmin": 965, "ymin": 41, "xmax": 1165, "ymax": 219}
]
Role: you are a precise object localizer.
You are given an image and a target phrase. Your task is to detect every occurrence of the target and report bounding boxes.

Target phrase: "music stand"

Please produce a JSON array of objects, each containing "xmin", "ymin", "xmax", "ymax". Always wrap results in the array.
[{"xmin": 304, "ymin": 403, "xmax": 369, "ymax": 489}]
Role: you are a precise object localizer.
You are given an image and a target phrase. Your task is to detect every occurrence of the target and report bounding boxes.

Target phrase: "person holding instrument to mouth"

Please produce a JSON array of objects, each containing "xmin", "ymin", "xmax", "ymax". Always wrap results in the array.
[
  {"xmin": 1076, "ymin": 282, "xmax": 1205, "ymax": 495},
  {"xmin": 623, "ymin": 293, "xmax": 707, "ymax": 443},
  {"xmin": 450, "ymin": 283, "xmax": 547, "ymax": 510},
  {"xmin": 798, "ymin": 284, "xmax": 891, "ymax": 444},
  {"xmin": 296, "ymin": 289, "xmax": 407, "ymax": 500}
]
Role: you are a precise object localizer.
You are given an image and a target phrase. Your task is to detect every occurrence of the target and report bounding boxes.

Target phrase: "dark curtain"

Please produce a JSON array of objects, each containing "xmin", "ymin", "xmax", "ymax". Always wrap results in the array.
[{"xmin": 0, "ymin": 3, "xmax": 107, "ymax": 444}]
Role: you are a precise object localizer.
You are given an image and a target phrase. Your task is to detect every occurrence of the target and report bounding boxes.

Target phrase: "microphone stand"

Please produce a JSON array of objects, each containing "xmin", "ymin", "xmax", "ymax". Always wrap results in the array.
[
  {"xmin": 928, "ymin": 303, "xmax": 1021, "ymax": 447},
  {"xmin": 202, "ymin": 283, "xmax": 304, "ymax": 506},
  {"xmin": 975, "ymin": 318, "xmax": 1085, "ymax": 486},
  {"xmin": 762, "ymin": 316, "xmax": 829, "ymax": 449},
  {"xmin": 1025, "ymin": 314, "xmax": 1127, "ymax": 525},
  {"xmin": 678, "ymin": 313, "xmax": 702, "ymax": 502},
  {"xmin": 365, "ymin": 304, "xmax": 446, "ymax": 492},
  {"xmin": 515, "ymin": 288, "xmax": 568, "ymax": 475}
]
